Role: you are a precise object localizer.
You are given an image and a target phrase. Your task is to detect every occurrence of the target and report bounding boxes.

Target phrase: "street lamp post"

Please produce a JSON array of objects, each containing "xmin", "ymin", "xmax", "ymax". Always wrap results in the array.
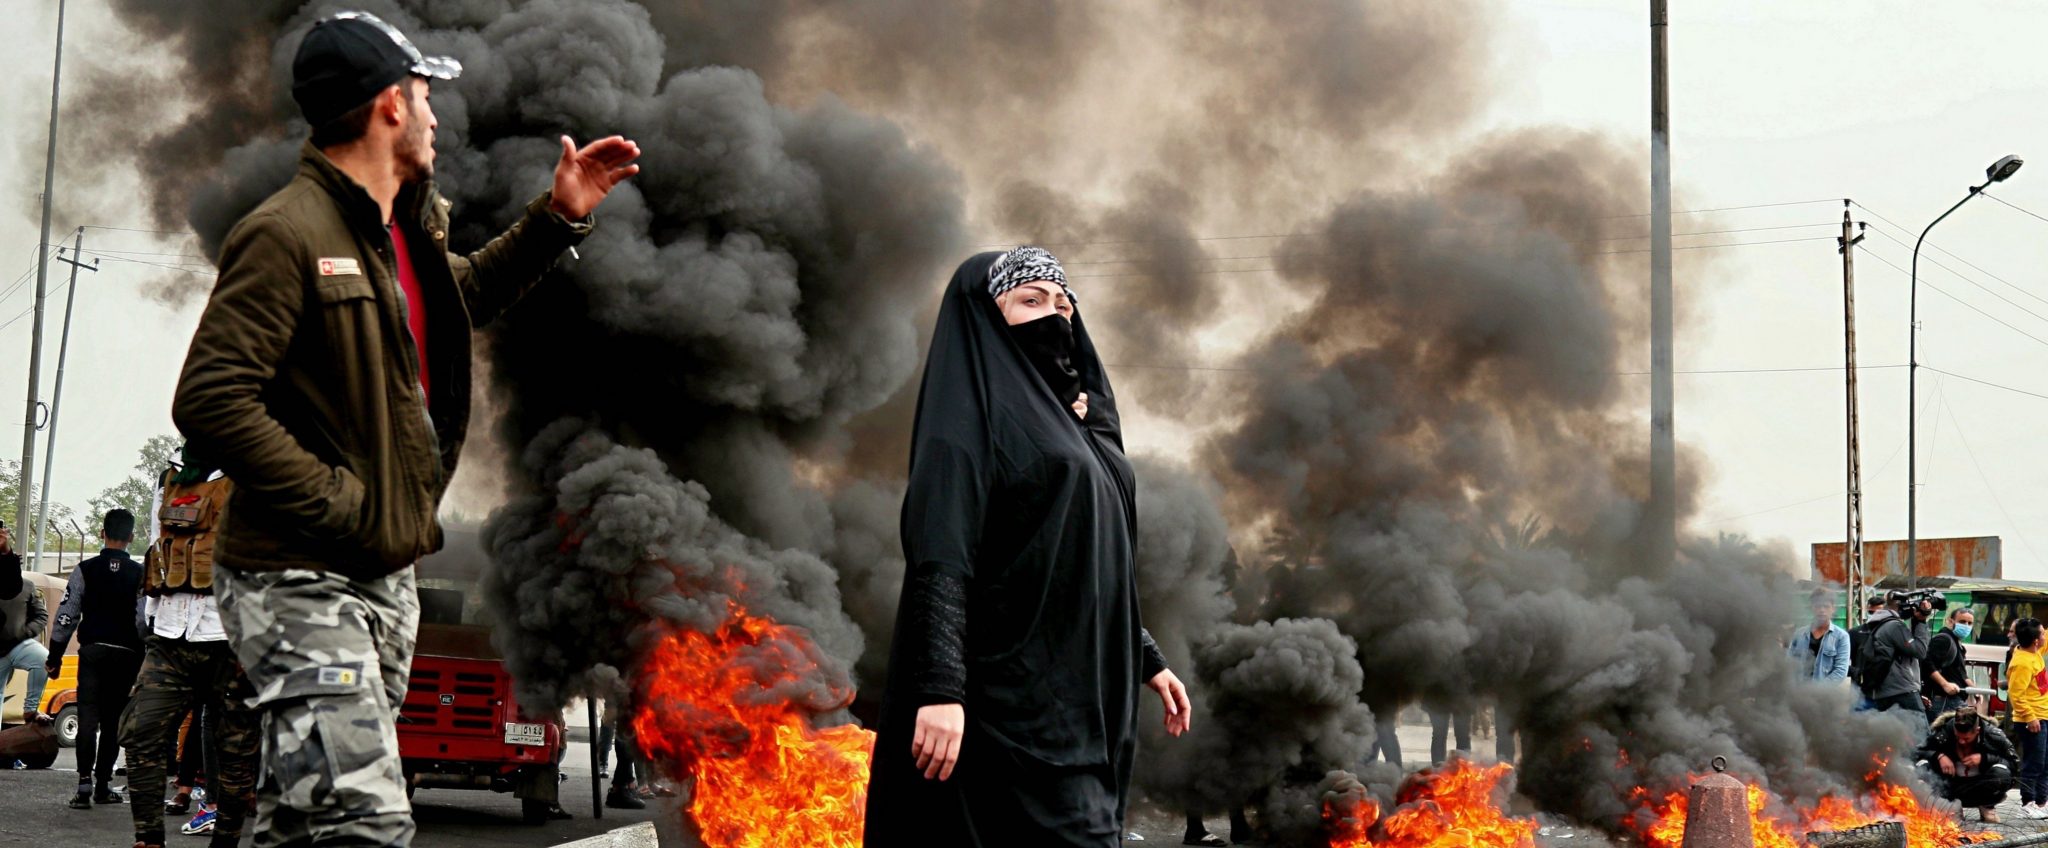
[{"xmin": 1907, "ymin": 154, "xmax": 2023, "ymax": 589}]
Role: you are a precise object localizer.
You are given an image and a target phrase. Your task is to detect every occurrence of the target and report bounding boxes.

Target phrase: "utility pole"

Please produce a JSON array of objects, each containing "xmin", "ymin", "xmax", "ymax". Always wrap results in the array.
[
  {"xmin": 1839, "ymin": 202, "xmax": 1867, "ymax": 622},
  {"xmin": 34, "ymin": 229, "xmax": 95, "ymax": 572},
  {"xmin": 1648, "ymin": 0, "xmax": 1677, "ymax": 573},
  {"xmin": 16, "ymin": 0, "xmax": 69, "ymax": 535}
]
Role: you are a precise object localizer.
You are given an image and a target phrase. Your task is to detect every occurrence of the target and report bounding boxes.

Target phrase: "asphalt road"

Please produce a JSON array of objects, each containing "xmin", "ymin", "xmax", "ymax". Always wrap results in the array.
[{"xmin": 0, "ymin": 739, "xmax": 657, "ymax": 848}]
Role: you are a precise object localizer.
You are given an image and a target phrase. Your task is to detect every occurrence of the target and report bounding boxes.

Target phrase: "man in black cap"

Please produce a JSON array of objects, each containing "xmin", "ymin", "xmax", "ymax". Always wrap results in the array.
[{"xmin": 172, "ymin": 10, "xmax": 639, "ymax": 847}]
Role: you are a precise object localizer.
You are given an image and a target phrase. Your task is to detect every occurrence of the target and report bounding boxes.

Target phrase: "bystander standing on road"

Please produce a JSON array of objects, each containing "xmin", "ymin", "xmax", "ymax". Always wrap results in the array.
[
  {"xmin": 46, "ymin": 509, "xmax": 146, "ymax": 810},
  {"xmin": 169, "ymin": 12, "xmax": 637, "ymax": 844},
  {"xmin": 1788, "ymin": 588, "xmax": 1851, "ymax": 684},
  {"xmin": 2006, "ymin": 618, "xmax": 2048, "ymax": 819},
  {"xmin": 1924, "ymin": 608, "xmax": 1976, "ymax": 722},
  {"xmin": 118, "ymin": 446, "xmax": 259, "ymax": 848},
  {"xmin": 1857, "ymin": 591, "xmax": 1932, "ymax": 725}
]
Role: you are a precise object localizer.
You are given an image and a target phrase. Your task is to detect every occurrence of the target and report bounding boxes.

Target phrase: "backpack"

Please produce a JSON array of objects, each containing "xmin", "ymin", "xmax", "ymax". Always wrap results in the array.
[
  {"xmin": 147, "ymin": 467, "xmax": 233, "ymax": 597},
  {"xmin": 1851, "ymin": 617, "xmax": 1895, "ymax": 695}
]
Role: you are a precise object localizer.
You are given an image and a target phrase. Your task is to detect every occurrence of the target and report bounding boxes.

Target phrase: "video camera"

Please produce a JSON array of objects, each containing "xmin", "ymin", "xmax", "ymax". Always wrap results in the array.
[{"xmin": 1887, "ymin": 588, "xmax": 1948, "ymax": 617}]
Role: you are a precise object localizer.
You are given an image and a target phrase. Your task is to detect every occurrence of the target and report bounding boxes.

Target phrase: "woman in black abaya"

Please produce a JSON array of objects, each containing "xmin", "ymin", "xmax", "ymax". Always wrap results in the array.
[{"xmin": 864, "ymin": 247, "xmax": 1192, "ymax": 847}]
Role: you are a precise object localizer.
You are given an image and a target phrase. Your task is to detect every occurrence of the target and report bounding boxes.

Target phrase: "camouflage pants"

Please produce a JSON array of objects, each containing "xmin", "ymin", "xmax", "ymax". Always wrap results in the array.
[
  {"xmin": 217, "ymin": 566, "xmax": 419, "ymax": 848},
  {"xmin": 120, "ymin": 636, "xmax": 260, "ymax": 844}
]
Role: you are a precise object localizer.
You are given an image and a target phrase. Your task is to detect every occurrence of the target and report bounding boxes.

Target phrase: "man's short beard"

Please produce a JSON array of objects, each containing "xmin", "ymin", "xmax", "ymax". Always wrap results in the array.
[{"xmin": 395, "ymin": 104, "xmax": 433, "ymax": 184}]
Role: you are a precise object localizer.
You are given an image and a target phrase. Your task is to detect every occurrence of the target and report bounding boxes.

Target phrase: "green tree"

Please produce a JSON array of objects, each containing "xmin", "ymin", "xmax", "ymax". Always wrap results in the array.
[
  {"xmin": 89, "ymin": 434, "xmax": 182, "ymax": 551},
  {"xmin": 1, "ymin": 459, "xmax": 90, "ymax": 557}
]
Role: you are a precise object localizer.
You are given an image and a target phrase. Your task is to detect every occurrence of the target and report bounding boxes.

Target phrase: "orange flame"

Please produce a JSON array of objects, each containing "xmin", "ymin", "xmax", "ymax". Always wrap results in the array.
[
  {"xmin": 1631, "ymin": 767, "xmax": 1994, "ymax": 848},
  {"xmin": 1324, "ymin": 761, "xmax": 1538, "ymax": 848},
  {"xmin": 631, "ymin": 604, "xmax": 876, "ymax": 848}
]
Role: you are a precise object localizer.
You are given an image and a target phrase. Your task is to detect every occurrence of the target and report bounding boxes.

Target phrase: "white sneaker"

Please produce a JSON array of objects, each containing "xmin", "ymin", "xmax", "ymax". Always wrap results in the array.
[{"xmin": 2026, "ymin": 803, "xmax": 2048, "ymax": 820}]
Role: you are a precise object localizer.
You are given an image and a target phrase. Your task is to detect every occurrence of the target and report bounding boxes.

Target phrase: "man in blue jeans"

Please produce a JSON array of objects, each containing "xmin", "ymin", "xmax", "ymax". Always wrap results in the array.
[{"xmin": 0, "ymin": 522, "xmax": 52, "ymax": 729}]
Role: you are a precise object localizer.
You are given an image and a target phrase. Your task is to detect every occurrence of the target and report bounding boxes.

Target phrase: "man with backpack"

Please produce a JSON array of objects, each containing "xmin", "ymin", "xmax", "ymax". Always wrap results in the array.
[
  {"xmin": 118, "ymin": 448, "xmax": 258, "ymax": 848},
  {"xmin": 1854, "ymin": 590, "xmax": 1935, "ymax": 719}
]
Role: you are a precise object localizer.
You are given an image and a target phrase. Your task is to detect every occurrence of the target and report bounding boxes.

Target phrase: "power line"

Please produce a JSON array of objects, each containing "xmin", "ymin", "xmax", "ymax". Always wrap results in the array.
[
  {"xmin": 86, "ymin": 254, "xmax": 216, "ymax": 277},
  {"xmin": 0, "ymin": 244, "xmax": 65, "ymax": 312},
  {"xmin": 1983, "ymin": 192, "xmax": 2048, "ymax": 227},
  {"xmin": 1853, "ymin": 200, "xmax": 2048, "ymax": 311},
  {"xmin": 77, "ymin": 247, "xmax": 208, "ymax": 260},
  {"xmin": 80, "ymin": 224, "xmax": 195, "ymax": 237},
  {"xmin": 981, "ymin": 198, "xmax": 1843, "ymax": 250},
  {"xmin": 1066, "ymin": 235, "xmax": 1839, "ymax": 279},
  {"xmin": 1940, "ymin": 392, "xmax": 2047, "ymax": 569},
  {"xmin": 1101, "ymin": 361, "xmax": 1907, "ymax": 376},
  {"xmin": 1921, "ymin": 365, "xmax": 2048, "ymax": 403},
  {"xmin": 1859, "ymin": 224, "xmax": 2048, "ymax": 321},
  {"xmin": 1058, "ymin": 223, "xmax": 1839, "ymax": 267},
  {"xmin": 1858, "ymin": 248, "xmax": 2048, "ymax": 350}
]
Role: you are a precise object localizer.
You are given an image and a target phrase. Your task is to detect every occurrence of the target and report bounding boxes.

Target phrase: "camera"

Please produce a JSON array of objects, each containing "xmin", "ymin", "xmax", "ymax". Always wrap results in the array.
[{"xmin": 1888, "ymin": 588, "xmax": 1948, "ymax": 617}]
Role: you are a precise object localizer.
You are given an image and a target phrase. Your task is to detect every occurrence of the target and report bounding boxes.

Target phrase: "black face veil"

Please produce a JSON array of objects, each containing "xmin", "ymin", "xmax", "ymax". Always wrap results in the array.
[{"xmin": 910, "ymin": 251, "xmax": 1125, "ymax": 456}]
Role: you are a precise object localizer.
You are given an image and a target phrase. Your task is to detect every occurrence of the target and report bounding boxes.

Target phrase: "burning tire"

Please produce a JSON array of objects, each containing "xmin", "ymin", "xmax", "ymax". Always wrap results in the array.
[{"xmin": 1805, "ymin": 822, "xmax": 1906, "ymax": 848}]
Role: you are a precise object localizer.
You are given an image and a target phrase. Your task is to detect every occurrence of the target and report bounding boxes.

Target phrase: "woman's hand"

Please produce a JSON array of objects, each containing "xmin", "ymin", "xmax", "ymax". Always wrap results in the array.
[
  {"xmin": 1148, "ymin": 669, "xmax": 1192, "ymax": 737},
  {"xmin": 913, "ymin": 703, "xmax": 966, "ymax": 780},
  {"xmin": 1073, "ymin": 392, "xmax": 1089, "ymax": 420}
]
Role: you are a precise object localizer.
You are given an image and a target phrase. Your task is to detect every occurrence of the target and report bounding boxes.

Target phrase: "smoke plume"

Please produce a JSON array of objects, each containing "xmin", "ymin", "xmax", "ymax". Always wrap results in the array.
[{"xmin": 78, "ymin": 0, "xmax": 1925, "ymax": 843}]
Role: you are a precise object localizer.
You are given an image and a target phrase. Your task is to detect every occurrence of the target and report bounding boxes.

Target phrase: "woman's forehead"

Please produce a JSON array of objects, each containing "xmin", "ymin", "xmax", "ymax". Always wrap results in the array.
[{"xmin": 1014, "ymin": 281, "xmax": 1064, "ymax": 298}]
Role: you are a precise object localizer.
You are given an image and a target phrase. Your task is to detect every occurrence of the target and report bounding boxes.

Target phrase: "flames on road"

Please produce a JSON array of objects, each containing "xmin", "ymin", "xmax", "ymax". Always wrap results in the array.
[
  {"xmin": 1326, "ymin": 758, "xmax": 1993, "ymax": 848},
  {"xmin": 1325, "ymin": 760, "xmax": 1538, "ymax": 848},
  {"xmin": 620, "ymin": 599, "xmax": 1985, "ymax": 848},
  {"xmin": 631, "ymin": 602, "xmax": 876, "ymax": 848},
  {"xmin": 1631, "ymin": 762, "xmax": 1995, "ymax": 848}
]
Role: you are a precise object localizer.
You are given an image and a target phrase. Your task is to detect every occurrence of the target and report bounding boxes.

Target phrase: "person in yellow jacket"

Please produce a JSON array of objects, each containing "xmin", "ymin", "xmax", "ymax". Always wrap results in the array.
[{"xmin": 2008, "ymin": 618, "xmax": 2048, "ymax": 818}]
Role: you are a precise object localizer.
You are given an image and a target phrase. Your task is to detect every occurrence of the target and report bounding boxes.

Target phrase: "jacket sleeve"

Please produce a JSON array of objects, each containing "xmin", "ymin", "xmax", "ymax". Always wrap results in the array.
[
  {"xmin": 1912, "ymin": 728, "xmax": 1943, "ymax": 765},
  {"xmin": 1905, "ymin": 620, "xmax": 1931, "ymax": 660},
  {"xmin": 26, "ymin": 581, "xmax": 47, "ymax": 643},
  {"xmin": 172, "ymin": 213, "xmax": 363, "ymax": 539},
  {"xmin": 0, "ymin": 550, "xmax": 20, "ymax": 602},
  {"xmin": 1139, "ymin": 627, "xmax": 1169, "ymax": 682},
  {"xmin": 1926, "ymin": 632, "xmax": 1957, "ymax": 674},
  {"xmin": 1987, "ymin": 725, "xmax": 2020, "ymax": 768},
  {"xmin": 447, "ymin": 192, "xmax": 593, "ymax": 328},
  {"xmin": 1825, "ymin": 629, "xmax": 1851, "ymax": 681},
  {"xmin": 896, "ymin": 436, "xmax": 991, "ymax": 706},
  {"xmin": 46, "ymin": 567, "xmax": 83, "ymax": 654}
]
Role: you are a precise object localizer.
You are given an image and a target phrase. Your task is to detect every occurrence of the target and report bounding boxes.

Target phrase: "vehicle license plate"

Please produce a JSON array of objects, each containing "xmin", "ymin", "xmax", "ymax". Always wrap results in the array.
[{"xmin": 504, "ymin": 722, "xmax": 546, "ymax": 746}]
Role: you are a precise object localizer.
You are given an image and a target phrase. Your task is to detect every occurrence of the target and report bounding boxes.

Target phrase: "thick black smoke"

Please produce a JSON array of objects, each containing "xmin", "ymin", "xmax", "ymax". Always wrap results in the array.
[{"xmin": 81, "ymin": 0, "xmax": 1923, "ymax": 842}]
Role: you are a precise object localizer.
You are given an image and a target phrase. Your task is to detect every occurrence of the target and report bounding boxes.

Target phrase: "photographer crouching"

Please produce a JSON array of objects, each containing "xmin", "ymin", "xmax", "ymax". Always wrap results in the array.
[{"xmin": 1856, "ymin": 589, "xmax": 1939, "ymax": 721}]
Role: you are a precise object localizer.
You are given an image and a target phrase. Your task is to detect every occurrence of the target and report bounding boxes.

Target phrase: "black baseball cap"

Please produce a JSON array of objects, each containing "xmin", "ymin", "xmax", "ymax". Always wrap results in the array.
[{"xmin": 291, "ymin": 11, "xmax": 461, "ymax": 128}]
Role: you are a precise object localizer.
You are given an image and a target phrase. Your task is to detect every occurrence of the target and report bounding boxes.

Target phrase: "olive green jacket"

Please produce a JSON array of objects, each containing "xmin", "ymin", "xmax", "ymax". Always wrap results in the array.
[{"xmin": 174, "ymin": 141, "xmax": 591, "ymax": 578}]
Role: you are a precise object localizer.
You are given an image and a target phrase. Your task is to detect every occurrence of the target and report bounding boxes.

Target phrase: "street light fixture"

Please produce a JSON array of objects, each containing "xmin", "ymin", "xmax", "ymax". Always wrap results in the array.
[{"xmin": 1907, "ymin": 154, "xmax": 2022, "ymax": 590}]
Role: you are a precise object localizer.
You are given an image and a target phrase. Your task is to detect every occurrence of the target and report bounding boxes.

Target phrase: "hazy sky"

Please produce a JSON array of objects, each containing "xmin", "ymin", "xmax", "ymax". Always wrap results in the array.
[{"xmin": 5, "ymin": 1, "xmax": 2048, "ymax": 577}]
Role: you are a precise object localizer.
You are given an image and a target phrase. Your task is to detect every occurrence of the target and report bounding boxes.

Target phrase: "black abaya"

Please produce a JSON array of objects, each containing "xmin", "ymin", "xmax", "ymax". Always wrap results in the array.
[{"xmin": 864, "ymin": 252, "xmax": 1168, "ymax": 847}]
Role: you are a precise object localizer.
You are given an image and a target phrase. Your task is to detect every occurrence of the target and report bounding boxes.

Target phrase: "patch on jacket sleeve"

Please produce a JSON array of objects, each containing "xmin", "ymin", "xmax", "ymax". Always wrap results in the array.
[{"xmin": 317, "ymin": 257, "xmax": 362, "ymax": 276}]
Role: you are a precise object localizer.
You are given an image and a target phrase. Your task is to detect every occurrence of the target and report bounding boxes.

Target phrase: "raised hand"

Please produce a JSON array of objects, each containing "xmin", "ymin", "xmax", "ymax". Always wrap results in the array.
[{"xmin": 549, "ymin": 135, "xmax": 642, "ymax": 220}]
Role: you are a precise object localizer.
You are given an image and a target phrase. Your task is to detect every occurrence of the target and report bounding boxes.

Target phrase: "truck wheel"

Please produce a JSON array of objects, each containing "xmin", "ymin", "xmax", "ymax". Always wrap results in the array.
[
  {"xmin": 522, "ymin": 799, "xmax": 552, "ymax": 826},
  {"xmin": 54, "ymin": 706, "xmax": 78, "ymax": 749}
]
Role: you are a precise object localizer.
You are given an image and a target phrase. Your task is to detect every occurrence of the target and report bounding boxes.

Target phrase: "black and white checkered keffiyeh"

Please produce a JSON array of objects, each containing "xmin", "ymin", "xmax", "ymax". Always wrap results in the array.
[{"xmin": 987, "ymin": 246, "xmax": 1076, "ymax": 304}]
